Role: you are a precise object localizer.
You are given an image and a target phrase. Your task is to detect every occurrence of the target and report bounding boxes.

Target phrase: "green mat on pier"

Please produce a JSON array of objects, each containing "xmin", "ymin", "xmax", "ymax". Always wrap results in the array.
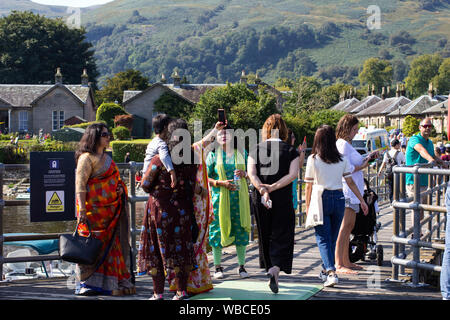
[{"xmin": 190, "ymin": 280, "xmax": 322, "ymax": 300}]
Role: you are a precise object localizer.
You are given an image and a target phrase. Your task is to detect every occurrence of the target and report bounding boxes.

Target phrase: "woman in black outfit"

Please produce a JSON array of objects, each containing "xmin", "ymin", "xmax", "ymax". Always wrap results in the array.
[{"xmin": 247, "ymin": 114, "xmax": 301, "ymax": 293}]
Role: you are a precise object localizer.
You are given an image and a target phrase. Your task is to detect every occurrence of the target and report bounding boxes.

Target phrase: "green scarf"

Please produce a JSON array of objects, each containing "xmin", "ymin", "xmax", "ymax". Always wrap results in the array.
[{"xmin": 216, "ymin": 148, "xmax": 251, "ymax": 247}]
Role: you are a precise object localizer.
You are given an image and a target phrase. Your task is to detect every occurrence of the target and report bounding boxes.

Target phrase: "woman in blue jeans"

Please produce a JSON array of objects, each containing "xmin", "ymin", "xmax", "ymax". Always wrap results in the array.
[
  {"xmin": 441, "ymin": 186, "xmax": 450, "ymax": 300},
  {"xmin": 305, "ymin": 125, "xmax": 368, "ymax": 287}
]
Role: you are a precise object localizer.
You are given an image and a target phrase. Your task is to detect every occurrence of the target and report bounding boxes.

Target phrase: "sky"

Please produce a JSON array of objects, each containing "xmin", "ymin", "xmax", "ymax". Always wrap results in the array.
[{"xmin": 31, "ymin": 0, "xmax": 114, "ymax": 8}]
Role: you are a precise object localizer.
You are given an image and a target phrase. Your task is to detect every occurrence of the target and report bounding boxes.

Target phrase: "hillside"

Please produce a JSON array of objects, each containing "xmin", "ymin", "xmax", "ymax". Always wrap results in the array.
[{"xmin": 3, "ymin": 0, "xmax": 450, "ymax": 86}]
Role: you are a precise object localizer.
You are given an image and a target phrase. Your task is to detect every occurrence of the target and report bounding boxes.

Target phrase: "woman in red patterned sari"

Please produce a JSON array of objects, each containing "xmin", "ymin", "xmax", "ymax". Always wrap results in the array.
[
  {"xmin": 75, "ymin": 123, "xmax": 135, "ymax": 296},
  {"xmin": 138, "ymin": 119, "xmax": 199, "ymax": 300}
]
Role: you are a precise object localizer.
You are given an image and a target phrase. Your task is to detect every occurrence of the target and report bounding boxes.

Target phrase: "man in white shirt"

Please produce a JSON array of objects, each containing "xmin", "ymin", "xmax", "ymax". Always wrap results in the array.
[{"xmin": 378, "ymin": 139, "xmax": 405, "ymax": 202}]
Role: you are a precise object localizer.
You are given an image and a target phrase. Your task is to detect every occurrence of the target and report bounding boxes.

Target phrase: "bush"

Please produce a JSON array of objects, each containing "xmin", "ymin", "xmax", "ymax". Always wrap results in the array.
[
  {"xmin": 110, "ymin": 140, "xmax": 149, "ymax": 163},
  {"xmin": 112, "ymin": 126, "xmax": 131, "ymax": 140},
  {"xmin": 63, "ymin": 120, "xmax": 106, "ymax": 129},
  {"xmin": 403, "ymin": 115, "xmax": 421, "ymax": 137},
  {"xmin": 114, "ymin": 114, "xmax": 134, "ymax": 130},
  {"xmin": 96, "ymin": 102, "xmax": 128, "ymax": 130}
]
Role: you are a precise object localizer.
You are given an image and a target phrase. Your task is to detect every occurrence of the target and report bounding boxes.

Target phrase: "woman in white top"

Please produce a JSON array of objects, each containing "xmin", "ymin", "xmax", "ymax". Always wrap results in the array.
[
  {"xmin": 305, "ymin": 125, "xmax": 368, "ymax": 287},
  {"xmin": 335, "ymin": 114, "xmax": 376, "ymax": 274}
]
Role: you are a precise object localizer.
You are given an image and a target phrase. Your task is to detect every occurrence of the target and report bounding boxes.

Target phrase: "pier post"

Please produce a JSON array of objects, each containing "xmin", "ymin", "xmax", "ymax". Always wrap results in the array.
[{"xmin": 0, "ymin": 163, "xmax": 4, "ymax": 278}]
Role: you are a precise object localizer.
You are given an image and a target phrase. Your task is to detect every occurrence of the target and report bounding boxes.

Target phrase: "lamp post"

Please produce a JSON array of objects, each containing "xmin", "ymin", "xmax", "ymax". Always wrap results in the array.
[{"xmin": 441, "ymin": 103, "xmax": 446, "ymax": 140}]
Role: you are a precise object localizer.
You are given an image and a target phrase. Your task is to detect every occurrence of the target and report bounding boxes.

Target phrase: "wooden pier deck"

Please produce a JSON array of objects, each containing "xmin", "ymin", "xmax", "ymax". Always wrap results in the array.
[{"xmin": 0, "ymin": 202, "xmax": 443, "ymax": 300}]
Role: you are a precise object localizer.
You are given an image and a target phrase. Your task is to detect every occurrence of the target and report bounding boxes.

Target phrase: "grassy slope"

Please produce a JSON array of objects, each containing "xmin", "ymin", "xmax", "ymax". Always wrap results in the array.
[{"xmin": 3, "ymin": 0, "xmax": 450, "ymax": 84}]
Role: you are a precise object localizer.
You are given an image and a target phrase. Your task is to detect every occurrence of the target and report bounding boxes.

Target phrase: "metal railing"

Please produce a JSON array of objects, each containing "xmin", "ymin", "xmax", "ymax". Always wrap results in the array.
[
  {"xmin": 3, "ymin": 158, "xmax": 440, "ymax": 285},
  {"xmin": 390, "ymin": 163, "xmax": 448, "ymax": 286},
  {"xmin": 0, "ymin": 162, "xmax": 146, "ymax": 278}
]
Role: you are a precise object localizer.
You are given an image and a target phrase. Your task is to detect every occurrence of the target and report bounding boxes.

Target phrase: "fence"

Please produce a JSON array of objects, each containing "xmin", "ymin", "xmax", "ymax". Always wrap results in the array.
[
  {"xmin": 390, "ymin": 163, "xmax": 448, "ymax": 286},
  {"xmin": 2, "ymin": 159, "xmax": 446, "ymax": 286}
]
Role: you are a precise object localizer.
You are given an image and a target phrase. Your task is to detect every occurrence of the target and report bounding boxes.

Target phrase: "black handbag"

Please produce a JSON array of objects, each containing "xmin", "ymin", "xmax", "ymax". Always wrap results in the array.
[{"xmin": 59, "ymin": 220, "xmax": 103, "ymax": 265}]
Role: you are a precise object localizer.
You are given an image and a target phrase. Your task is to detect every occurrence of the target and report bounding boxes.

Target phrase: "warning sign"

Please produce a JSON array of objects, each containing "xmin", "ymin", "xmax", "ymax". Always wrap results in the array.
[{"xmin": 46, "ymin": 191, "xmax": 64, "ymax": 213}]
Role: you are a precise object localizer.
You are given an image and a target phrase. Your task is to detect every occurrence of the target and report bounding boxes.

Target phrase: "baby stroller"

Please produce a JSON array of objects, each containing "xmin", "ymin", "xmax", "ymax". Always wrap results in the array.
[{"xmin": 348, "ymin": 179, "xmax": 384, "ymax": 266}]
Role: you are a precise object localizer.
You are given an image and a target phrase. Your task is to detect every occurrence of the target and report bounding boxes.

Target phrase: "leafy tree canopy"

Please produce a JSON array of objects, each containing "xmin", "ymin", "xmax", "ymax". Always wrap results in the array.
[
  {"xmin": 405, "ymin": 53, "xmax": 443, "ymax": 98},
  {"xmin": 358, "ymin": 57, "xmax": 393, "ymax": 89},
  {"xmin": 0, "ymin": 11, "xmax": 98, "ymax": 86},
  {"xmin": 96, "ymin": 69, "xmax": 149, "ymax": 104}
]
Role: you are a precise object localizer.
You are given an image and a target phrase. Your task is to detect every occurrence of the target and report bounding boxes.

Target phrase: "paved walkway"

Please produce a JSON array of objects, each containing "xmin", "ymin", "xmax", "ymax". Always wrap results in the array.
[{"xmin": 0, "ymin": 202, "xmax": 443, "ymax": 300}]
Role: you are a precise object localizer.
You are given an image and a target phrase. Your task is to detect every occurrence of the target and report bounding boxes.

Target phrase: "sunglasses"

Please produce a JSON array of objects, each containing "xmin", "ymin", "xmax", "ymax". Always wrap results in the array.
[
  {"xmin": 421, "ymin": 124, "xmax": 433, "ymax": 129},
  {"xmin": 101, "ymin": 132, "xmax": 111, "ymax": 138}
]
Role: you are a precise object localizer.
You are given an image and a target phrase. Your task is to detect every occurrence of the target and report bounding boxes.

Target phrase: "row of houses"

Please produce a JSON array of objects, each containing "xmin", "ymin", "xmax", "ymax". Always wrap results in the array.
[
  {"xmin": 332, "ymin": 84, "xmax": 449, "ymax": 133},
  {"xmin": 1, "ymin": 67, "xmax": 448, "ymax": 138},
  {"xmin": 0, "ymin": 69, "xmax": 283, "ymax": 137}
]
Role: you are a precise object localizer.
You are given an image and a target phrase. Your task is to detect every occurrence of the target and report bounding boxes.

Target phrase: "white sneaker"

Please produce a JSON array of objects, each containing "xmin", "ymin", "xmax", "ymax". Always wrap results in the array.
[
  {"xmin": 319, "ymin": 270, "xmax": 327, "ymax": 282},
  {"xmin": 214, "ymin": 267, "xmax": 224, "ymax": 279},
  {"xmin": 324, "ymin": 274, "xmax": 339, "ymax": 287},
  {"xmin": 238, "ymin": 266, "xmax": 250, "ymax": 278}
]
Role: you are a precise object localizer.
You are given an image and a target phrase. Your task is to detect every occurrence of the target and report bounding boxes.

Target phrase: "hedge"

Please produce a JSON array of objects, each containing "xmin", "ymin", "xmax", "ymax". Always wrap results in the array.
[
  {"xmin": 0, "ymin": 140, "xmax": 78, "ymax": 163},
  {"xmin": 110, "ymin": 139, "xmax": 151, "ymax": 163},
  {"xmin": 63, "ymin": 120, "xmax": 107, "ymax": 130}
]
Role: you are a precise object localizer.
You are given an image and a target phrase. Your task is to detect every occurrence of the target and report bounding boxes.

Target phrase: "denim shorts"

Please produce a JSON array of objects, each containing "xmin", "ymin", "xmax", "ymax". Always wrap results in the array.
[{"xmin": 345, "ymin": 198, "xmax": 360, "ymax": 212}]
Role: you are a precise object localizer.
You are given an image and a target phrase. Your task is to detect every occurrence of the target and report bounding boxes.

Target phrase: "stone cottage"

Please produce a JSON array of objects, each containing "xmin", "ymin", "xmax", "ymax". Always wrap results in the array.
[
  {"xmin": 0, "ymin": 68, "xmax": 96, "ymax": 135},
  {"xmin": 122, "ymin": 70, "xmax": 284, "ymax": 137}
]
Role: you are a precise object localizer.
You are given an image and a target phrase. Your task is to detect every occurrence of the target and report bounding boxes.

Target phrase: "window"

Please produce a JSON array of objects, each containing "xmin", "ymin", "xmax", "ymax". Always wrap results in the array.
[
  {"xmin": 19, "ymin": 111, "xmax": 28, "ymax": 131},
  {"xmin": 52, "ymin": 110, "xmax": 64, "ymax": 131}
]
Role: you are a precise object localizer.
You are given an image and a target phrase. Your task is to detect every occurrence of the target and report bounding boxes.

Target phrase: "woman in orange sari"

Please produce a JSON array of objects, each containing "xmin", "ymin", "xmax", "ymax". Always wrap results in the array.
[{"xmin": 75, "ymin": 123, "xmax": 135, "ymax": 296}]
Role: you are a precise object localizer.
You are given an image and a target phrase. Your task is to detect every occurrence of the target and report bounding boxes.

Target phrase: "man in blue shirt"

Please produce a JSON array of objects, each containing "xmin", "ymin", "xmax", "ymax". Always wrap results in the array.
[{"xmin": 405, "ymin": 117, "xmax": 445, "ymax": 226}]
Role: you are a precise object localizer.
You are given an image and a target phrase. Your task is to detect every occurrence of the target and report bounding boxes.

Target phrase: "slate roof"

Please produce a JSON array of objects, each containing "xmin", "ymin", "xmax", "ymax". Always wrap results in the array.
[
  {"xmin": 0, "ymin": 84, "xmax": 91, "ymax": 107},
  {"xmin": 167, "ymin": 83, "xmax": 226, "ymax": 104},
  {"xmin": 123, "ymin": 81, "xmax": 284, "ymax": 109},
  {"xmin": 331, "ymin": 97, "xmax": 360, "ymax": 111},
  {"xmin": 346, "ymin": 95, "xmax": 382, "ymax": 113},
  {"xmin": 356, "ymin": 96, "xmax": 411, "ymax": 116},
  {"xmin": 124, "ymin": 82, "xmax": 230, "ymax": 106},
  {"xmin": 386, "ymin": 95, "xmax": 440, "ymax": 117},
  {"xmin": 422, "ymin": 99, "xmax": 449, "ymax": 114}
]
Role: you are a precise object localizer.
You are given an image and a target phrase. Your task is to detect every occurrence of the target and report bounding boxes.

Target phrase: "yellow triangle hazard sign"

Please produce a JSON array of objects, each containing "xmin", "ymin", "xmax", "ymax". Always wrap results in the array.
[{"xmin": 49, "ymin": 192, "xmax": 62, "ymax": 205}]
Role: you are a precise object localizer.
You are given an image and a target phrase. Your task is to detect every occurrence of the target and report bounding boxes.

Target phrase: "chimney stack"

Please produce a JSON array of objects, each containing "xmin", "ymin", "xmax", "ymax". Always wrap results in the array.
[
  {"xmin": 160, "ymin": 73, "xmax": 167, "ymax": 84},
  {"xmin": 428, "ymin": 82, "xmax": 434, "ymax": 99},
  {"xmin": 81, "ymin": 68, "xmax": 89, "ymax": 86},
  {"xmin": 172, "ymin": 70, "xmax": 181, "ymax": 87},
  {"xmin": 371, "ymin": 84, "xmax": 375, "ymax": 96},
  {"xmin": 401, "ymin": 83, "xmax": 406, "ymax": 97},
  {"xmin": 387, "ymin": 86, "xmax": 390, "ymax": 97},
  {"xmin": 255, "ymin": 73, "xmax": 261, "ymax": 85},
  {"xmin": 55, "ymin": 67, "xmax": 63, "ymax": 85},
  {"xmin": 367, "ymin": 84, "xmax": 371, "ymax": 96},
  {"xmin": 340, "ymin": 91, "xmax": 345, "ymax": 102},
  {"xmin": 396, "ymin": 83, "xmax": 400, "ymax": 98},
  {"xmin": 381, "ymin": 87, "xmax": 386, "ymax": 100},
  {"xmin": 240, "ymin": 70, "xmax": 247, "ymax": 84}
]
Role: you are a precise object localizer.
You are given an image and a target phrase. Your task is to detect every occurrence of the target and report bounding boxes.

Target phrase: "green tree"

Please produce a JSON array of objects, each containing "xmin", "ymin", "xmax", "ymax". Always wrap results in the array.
[
  {"xmin": 433, "ymin": 57, "xmax": 450, "ymax": 95},
  {"xmin": 358, "ymin": 57, "xmax": 393, "ymax": 89},
  {"xmin": 96, "ymin": 69, "xmax": 149, "ymax": 104},
  {"xmin": 284, "ymin": 76, "xmax": 322, "ymax": 114},
  {"xmin": 154, "ymin": 92, "xmax": 194, "ymax": 120},
  {"xmin": 318, "ymin": 83, "xmax": 356, "ymax": 110},
  {"xmin": 191, "ymin": 83, "xmax": 257, "ymax": 130},
  {"xmin": 228, "ymin": 90, "xmax": 278, "ymax": 132},
  {"xmin": 96, "ymin": 102, "xmax": 128, "ymax": 130},
  {"xmin": 405, "ymin": 54, "xmax": 443, "ymax": 99},
  {"xmin": 403, "ymin": 115, "xmax": 421, "ymax": 137},
  {"xmin": 0, "ymin": 11, "xmax": 98, "ymax": 86}
]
